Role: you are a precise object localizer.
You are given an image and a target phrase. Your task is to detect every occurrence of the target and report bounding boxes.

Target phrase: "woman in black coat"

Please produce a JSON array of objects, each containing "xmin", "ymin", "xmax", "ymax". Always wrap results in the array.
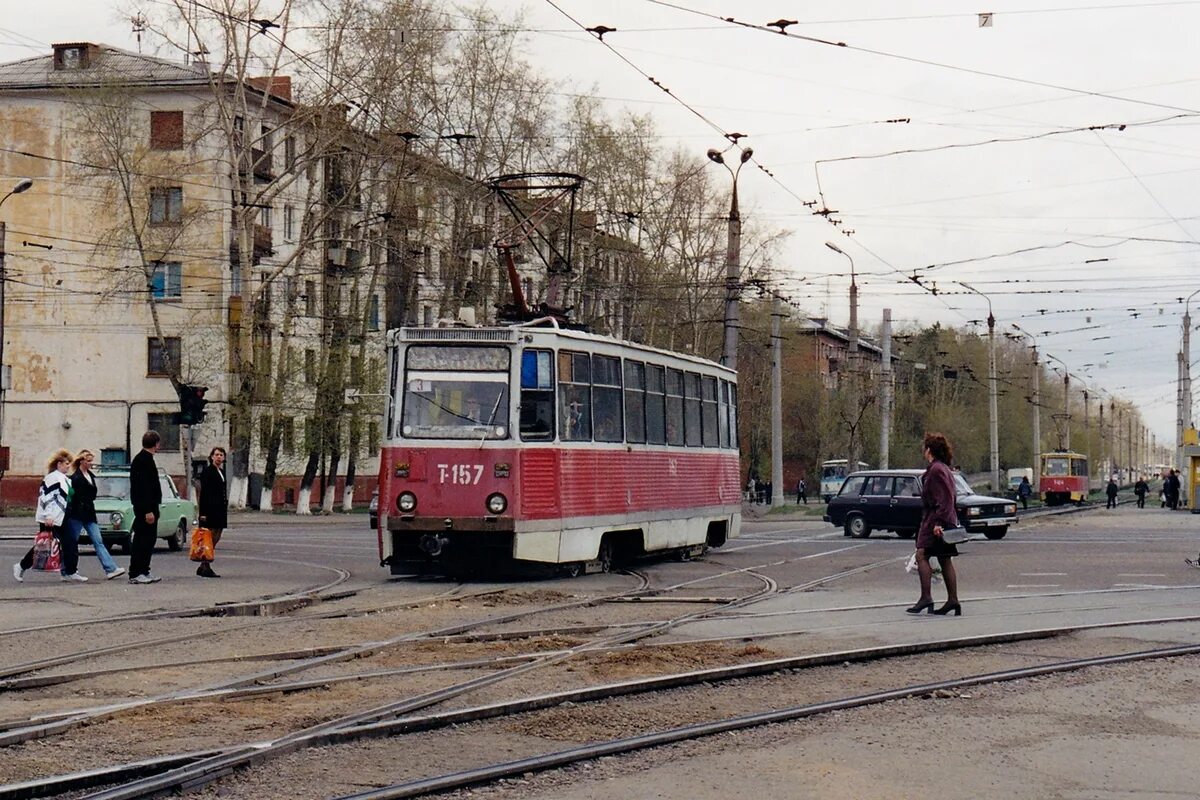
[{"xmin": 196, "ymin": 447, "xmax": 228, "ymax": 578}]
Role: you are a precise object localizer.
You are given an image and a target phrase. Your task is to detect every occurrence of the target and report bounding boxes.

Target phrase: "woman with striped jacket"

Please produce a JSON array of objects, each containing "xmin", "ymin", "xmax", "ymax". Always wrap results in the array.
[{"xmin": 13, "ymin": 449, "xmax": 86, "ymax": 583}]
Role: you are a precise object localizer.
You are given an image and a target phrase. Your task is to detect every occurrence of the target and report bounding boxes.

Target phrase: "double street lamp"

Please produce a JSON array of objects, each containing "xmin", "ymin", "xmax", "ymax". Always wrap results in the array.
[
  {"xmin": 707, "ymin": 146, "xmax": 752, "ymax": 371},
  {"xmin": 825, "ymin": 242, "xmax": 861, "ymax": 469}
]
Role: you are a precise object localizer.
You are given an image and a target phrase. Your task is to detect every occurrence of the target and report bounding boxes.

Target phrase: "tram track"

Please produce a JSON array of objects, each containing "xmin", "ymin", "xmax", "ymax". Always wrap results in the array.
[{"xmin": 8, "ymin": 613, "xmax": 1200, "ymax": 800}]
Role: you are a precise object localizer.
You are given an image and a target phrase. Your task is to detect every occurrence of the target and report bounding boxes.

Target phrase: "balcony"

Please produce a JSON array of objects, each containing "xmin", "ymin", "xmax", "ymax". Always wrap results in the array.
[
  {"xmin": 228, "ymin": 224, "xmax": 274, "ymax": 266},
  {"xmin": 238, "ymin": 148, "xmax": 274, "ymax": 182}
]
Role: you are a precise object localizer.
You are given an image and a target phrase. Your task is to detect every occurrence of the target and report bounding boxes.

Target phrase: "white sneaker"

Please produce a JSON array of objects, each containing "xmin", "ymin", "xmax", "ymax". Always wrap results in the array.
[
  {"xmin": 144, "ymin": 573, "xmax": 162, "ymax": 583},
  {"xmin": 61, "ymin": 573, "xmax": 89, "ymax": 583},
  {"xmin": 12, "ymin": 563, "xmax": 23, "ymax": 583},
  {"xmin": 128, "ymin": 573, "xmax": 159, "ymax": 585},
  {"xmin": 105, "ymin": 567, "xmax": 126, "ymax": 580}
]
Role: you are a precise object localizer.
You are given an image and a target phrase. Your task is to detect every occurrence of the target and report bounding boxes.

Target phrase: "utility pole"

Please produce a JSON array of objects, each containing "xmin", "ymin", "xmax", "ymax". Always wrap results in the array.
[
  {"xmin": 707, "ymin": 147, "xmax": 752, "ymax": 372},
  {"xmin": 961, "ymin": 282, "xmax": 998, "ymax": 492},
  {"xmin": 879, "ymin": 308, "xmax": 892, "ymax": 468},
  {"xmin": 770, "ymin": 294, "xmax": 783, "ymax": 506},
  {"xmin": 1063, "ymin": 372, "xmax": 1071, "ymax": 451},
  {"xmin": 1099, "ymin": 401, "xmax": 1106, "ymax": 477},
  {"xmin": 826, "ymin": 242, "xmax": 859, "ymax": 469}
]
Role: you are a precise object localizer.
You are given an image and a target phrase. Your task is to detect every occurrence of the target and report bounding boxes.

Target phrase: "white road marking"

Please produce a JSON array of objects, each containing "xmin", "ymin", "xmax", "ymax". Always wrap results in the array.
[
  {"xmin": 1116, "ymin": 573, "xmax": 1166, "ymax": 577},
  {"xmin": 1006, "ymin": 584, "xmax": 1061, "ymax": 588},
  {"xmin": 1020, "ymin": 572, "xmax": 1067, "ymax": 576}
]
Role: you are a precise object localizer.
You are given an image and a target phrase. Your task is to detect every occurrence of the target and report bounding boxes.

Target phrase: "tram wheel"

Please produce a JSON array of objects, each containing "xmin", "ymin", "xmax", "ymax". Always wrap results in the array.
[
  {"xmin": 597, "ymin": 540, "xmax": 614, "ymax": 574},
  {"xmin": 561, "ymin": 562, "xmax": 584, "ymax": 578}
]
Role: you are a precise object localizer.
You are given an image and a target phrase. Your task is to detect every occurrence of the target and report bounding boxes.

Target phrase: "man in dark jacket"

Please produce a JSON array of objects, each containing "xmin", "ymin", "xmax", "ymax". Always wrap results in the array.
[
  {"xmin": 1105, "ymin": 478, "xmax": 1119, "ymax": 509},
  {"xmin": 128, "ymin": 430, "xmax": 163, "ymax": 584}
]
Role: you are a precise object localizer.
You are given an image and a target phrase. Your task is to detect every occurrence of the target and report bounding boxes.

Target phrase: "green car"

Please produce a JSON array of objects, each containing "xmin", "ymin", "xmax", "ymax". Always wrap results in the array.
[{"xmin": 89, "ymin": 467, "xmax": 196, "ymax": 552}]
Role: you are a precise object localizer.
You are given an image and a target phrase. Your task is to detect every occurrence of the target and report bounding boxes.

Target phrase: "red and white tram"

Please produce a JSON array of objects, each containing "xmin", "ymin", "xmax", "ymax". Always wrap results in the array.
[{"xmin": 376, "ymin": 321, "xmax": 742, "ymax": 575}]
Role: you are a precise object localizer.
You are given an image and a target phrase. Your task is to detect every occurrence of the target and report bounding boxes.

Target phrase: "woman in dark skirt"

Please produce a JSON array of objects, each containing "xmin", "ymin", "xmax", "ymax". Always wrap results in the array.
[
  {"xmin": 907, "ymin": 432, "xmax": 962, "ymax": 616},
  {"xmin": 196, "ymin": 447, "xmax": 228, "ymax": 578}
]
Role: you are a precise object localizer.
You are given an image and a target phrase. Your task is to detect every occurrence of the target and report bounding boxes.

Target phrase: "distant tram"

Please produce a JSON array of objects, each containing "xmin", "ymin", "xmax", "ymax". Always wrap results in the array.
[
  {"xmin": 1039, "ymin": 451, "xmax": 1089, "ymax": 505},
  {"xmin": 376, "ymin": 321, "xmax": 742, "ymax": 575},
  {"xmin": 819, "ymin": 459, "xmax": 871, "ymax": 503}
]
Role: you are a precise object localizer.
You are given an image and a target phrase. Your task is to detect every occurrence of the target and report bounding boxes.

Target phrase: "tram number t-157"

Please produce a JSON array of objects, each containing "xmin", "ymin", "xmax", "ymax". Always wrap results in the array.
[{"xmin": 437, "ymin": 464, "xmax": 484, "ymax": 485}]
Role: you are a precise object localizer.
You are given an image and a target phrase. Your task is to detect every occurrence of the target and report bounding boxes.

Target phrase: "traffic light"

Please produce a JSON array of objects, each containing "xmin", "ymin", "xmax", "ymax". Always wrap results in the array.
[{"xmin": 177, "ymin": 384, "xmax": 208, "ymax": 425}]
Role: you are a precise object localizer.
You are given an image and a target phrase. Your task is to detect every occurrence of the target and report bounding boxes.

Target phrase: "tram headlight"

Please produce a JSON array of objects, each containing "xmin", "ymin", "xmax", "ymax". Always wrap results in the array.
[
  {"xmin": 397, "ymin": 492, "xmax": 417, "ymax": 513},
  {"xmin": 486, "ymin": 493, "xmax": 507, "ymax": 514}
]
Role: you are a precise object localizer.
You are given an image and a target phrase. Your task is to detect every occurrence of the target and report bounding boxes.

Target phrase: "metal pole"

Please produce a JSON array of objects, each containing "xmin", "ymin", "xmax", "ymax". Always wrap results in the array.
[
  {"xmin": 1031, "ymin": 344, "xmax": 1040, "ymax": 486},
  {"xmin": 721, "ymin": 184, "xmax": 741, "ymax": 371},
  {"xmin": 987, "ymin": 311, "xmax": 999, "ymax": 493},
  {"xmin": 770, "ymin": 295, "xmax": 783, "ymax": 506},
  {"xmin": 1063, "ymin": 372, "xmax": 1071, "ymax": 451},
  {"xmin": 879, "ymin": 308, "xmax": 892, "ymax": 469},
  {"xmin": 0, "ymin": 220, "xmax": 5, "ymax": 450},
  {"xmin": 847, "ymin": 263, "xmax": 859, "ymax": 470}
]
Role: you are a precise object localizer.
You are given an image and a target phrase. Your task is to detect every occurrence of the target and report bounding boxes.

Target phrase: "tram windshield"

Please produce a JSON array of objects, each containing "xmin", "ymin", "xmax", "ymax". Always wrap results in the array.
[
  {"xmin": 400, "ymin": 346, "xmax": 511, "ymax": 439},
  {"xmin": 1043, "ymin": 456, "xmax": 1069, "ymax": 476}
]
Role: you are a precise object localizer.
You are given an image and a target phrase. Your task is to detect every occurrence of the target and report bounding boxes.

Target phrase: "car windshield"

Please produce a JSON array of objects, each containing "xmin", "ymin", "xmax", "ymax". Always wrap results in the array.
[
  {"xmin": 953, "ymin": 474, "xmax": 973, "ymax": 495},
  {"xmin": 95, "ymin": 475, "xmax": 130, "ymax": 500}
]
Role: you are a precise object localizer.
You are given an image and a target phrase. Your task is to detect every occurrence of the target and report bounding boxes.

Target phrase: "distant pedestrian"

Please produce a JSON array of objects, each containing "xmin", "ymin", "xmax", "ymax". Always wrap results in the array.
[
  {"xmin": 14, "ymin": 449, "xmax": 84, "ymax": 583},
  {"xmin": 127, "ymin": 431, "xmax": 163, "ymax": 584},
  {"xmin": 67, "ymin": 450, "xmax": 125, "ymax": 580},
  {"xmin": 765, "ymin": 481, "xmax": 773, "ymax": 505},
  {"xmin": 907, "ymin": 432, "xmax": 962, "ymax": 617},
  {"xmin": 797, "ymin": 478, "xmax": 808, "ymax": 505},
  {"xmin": 1167, "ymin": 469, "xmax": 1181, "ymax": 510},
  {"xmin": 1105, "ymin": 478, "xmax": 1119, "ymax": 509},
  {"xmin": 196, "ymin": 447, "xmax": 228, "ymax": 578},
  {"xmin": 1134, "ymin": 476, "xmax": 1149, "ymax": 509},
  {"xmin": 1017, "ymin": 476, "xmax": 1032, "ymax": 510}
]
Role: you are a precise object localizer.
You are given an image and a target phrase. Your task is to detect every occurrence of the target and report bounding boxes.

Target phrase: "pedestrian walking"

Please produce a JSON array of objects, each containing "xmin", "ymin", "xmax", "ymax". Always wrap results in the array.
[
  {"xmin": 1017, "ymin": 476, "xmax": 1032, "ymax": 510},
  {"xmin": 14, "ymin": 449, "xmax": 85, "ymax": 583},
  {"xmin": 907, "ymin": 432, "xmax": 962, "ymax": 617},
  {"xmin": 1134, "ymin": 476, "xmax": 1149, "ymax": 509},
  {"xmin": 67, "ymin": 450, "xmax": 125, "ymax": 580},
  {"xmin": 797, "ymin": 478, "xmax": 808, "ymax": 505},
  {"xmin": 127, "ymin": 431, "xmax": 162, "ymax": 584},
  {"xmin": 1166, "ymin": 469, "xmax": 1181, "ymax": 510},
  {"xmin": 1105, "ymin": 477, "xmax": 1119, "ymax": 509},
  {"xmin": 196, "ymin": 446, "xmax": 228, "ymax": 578}
]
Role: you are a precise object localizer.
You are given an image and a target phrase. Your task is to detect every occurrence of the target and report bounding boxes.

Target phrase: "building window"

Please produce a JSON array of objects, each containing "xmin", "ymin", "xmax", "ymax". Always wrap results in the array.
[
  {"xmin": 284, "ymin": 205, "xmax": 294, "ymax": 241},
  {"xmin": 258, "ymin": 416, "xmax": 272, "ymax": 454},
  {"xmin": 304, "ymin": 280, "xmax": 316, "ymax": 316},
  {"xmin": 260, "ymin": 205, "xmax": 272, "ymax": 229},
  {"xmin": 147, "ymin": 413, "xmax": 181, "ymax": 451},
  {"xmin": 368, "ymin": 421, "xmax": 380, "ymax": 454},
  {"xmin": 304, "ymin": 349, "xmax": 316, "ymax": 385},
  {"xmin": 230, "ymin": 262, "xmax": 242, "ymax": 296},
  {"xmin": 285, "ymin": 135, "xmax": 297, "ymax": 171},
  {"xmin": 349, "ymin": 356, "xmax": 362, "ymax": 387},
  {"xmin": 150, "ymin": 261, "xmax": 182, "ymax": 300},
  {"xmin": 100, "ymin": 447, "xmax": 127, "ymax": 466},
  {"xmin": 368, "ymin": 294, "xmax": 380, "ymax": 331},
  {"xmin": 150, "ymin": 111, "xmax": 184, "ymax": 150},
  {"xmin": 422, "ymin": 305, "xmax": 433, "ymax": 327},
  {"xmin": 147, "ymin": 337, "xmax": 181, "ymax": 377},
  {"xmin": 281, "ymin": 417, "xmax": 295, "ymax": 456},
  {"xmin": 149, "ymin": 187, "xmax": 182, "ymax": 224}
]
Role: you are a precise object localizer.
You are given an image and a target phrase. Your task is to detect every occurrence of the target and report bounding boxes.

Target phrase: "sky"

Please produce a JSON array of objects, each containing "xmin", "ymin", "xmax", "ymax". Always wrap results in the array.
[{"xmin": 3, "ymin": 0, "xmax": 1200, "ymax": 445}]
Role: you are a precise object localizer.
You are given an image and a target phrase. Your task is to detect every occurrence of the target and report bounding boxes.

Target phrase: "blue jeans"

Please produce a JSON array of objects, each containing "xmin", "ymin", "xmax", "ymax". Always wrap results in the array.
[{"xmin": 67, "ymin": 518, "xmax": 119, "ymax": 575}]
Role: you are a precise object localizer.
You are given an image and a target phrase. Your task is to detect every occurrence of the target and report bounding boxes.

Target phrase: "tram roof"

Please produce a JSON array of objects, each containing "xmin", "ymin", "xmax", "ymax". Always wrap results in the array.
[
  {"xmin": 1042, "ymin": 451, "xmax": 1088, "ymax": 459},
  {"xmin": 390, "ymin": 323, "xmax": 736, "ymax": 377}
]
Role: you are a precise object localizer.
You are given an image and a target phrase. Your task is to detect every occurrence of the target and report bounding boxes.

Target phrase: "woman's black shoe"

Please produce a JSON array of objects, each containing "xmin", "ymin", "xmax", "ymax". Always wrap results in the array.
[
  {"xmin": 905, "ymin": 600, "xmax": 935, "ymax": 614},
  {"xmin": 933, "ymin": 602, "xmax": 962, "ymax": 616},
  {"xmin": 197, "ymin": 563, "xmax": 220, "ymax": 578}
]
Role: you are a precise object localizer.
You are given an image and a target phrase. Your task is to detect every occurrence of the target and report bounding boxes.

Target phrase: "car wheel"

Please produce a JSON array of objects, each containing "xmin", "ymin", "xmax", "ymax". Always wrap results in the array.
[
  {"xmin": 168, "ymin": 520, "xmax": 187, "ymax": 551},
  {"xmin": 844, "ymin": 514, "xmax": 871, "ymax": 539},
  {"xmin": 983, "ymin": 526, "xmax": 1008, "ymax": 540},
  {"xmin": 896, "ymin": 530, "xmax": 916, "ymax": 539}
]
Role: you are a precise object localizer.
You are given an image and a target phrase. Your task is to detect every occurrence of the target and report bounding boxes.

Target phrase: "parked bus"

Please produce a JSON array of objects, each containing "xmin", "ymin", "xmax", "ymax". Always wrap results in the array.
[
  {"xmin": 376, "ymin": 320, "xmax": 741, "ymax": 576},
  {"xmin": 819, "ymin": 459, "xmax": 871, "ymax": 502},
  {"xmin": 1039, "ymin": 451, "xmax": 1089, "ymax": 505}
]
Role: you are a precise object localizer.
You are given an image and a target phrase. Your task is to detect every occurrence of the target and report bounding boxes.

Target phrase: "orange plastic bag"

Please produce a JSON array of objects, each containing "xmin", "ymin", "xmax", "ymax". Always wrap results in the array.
[{"xmin": 189, "ymin": 527, "xmax": 214, "ymax": 562}]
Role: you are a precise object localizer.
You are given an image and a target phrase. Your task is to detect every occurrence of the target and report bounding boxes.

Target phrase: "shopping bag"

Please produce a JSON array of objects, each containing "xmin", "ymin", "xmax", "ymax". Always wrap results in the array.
[
  {"xmin": 189, "ymin": 527, "xmax": 214, "ymax": 562},
  {"xmin": 31, "ymin": 528, "xmax": 61, "ymax": 572},
  {"xmin": 903, "ymin": 551, "xmax": 942, "ymax": 582}
]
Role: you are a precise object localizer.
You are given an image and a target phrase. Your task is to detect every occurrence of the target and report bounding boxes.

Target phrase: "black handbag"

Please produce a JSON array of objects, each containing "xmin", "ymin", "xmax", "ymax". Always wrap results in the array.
[{"xmin": 940, "ymin": 526, "xmax": 969, "ymax": 545}]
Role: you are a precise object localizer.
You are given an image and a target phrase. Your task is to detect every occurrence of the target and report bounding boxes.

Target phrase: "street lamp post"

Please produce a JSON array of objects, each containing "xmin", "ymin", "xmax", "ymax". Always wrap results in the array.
[
  {"xmin": 825, "ymin": 242, "xmax": 860, "ymax": 470},
  {"xmin": 1178, "ymin": 289, "xmax": 1200, "ymax": 475},
  {"xmin": 1043, "ymin": 352, "xmax": 1071, "ymax": 451},
  {"xmin": 1011, "ymin": 325, "xmax": 1041, "ymax": 486},
  {"xmin": 0, "ymin": 178, "xmax": 34, "ymax": 476},
  {"xmin": 707, "ymin": 146, "xmax": 753, "ymax": 372},
  {"xmin": 959, "ymin": 282, "xmax": 999, "ymax": 493}
]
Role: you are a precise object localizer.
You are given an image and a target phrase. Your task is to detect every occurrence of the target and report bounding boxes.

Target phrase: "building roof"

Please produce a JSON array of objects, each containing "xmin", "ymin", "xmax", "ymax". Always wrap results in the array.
[
  {"xmin": 796, "ymin": 317, "xmax": 893, "ymax": 358},
  {"xmin": 0, "ymin": 43, "xmax": 213, "ymax": 91}
]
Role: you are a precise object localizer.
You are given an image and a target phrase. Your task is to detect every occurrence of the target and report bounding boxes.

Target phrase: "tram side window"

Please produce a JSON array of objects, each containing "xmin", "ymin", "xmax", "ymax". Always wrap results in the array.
[
  {"xmin": 592, "ymin": 354, "xmax": 624, "ymax": 442},
  {"xmin": 624, "ymin": 360, "xmax": 646, "ymax": 444},
  {"xmin": 684, "ymin": 372, "xmax": 702, "ymax": 446},
  {"xmin": 718, "ymin": 380, "xmax": 730, "ymax": 448},
  {"xmin": 665, "ymin": 368, "xmax": 684, "ymax": 446},
  {"xmin": 701, "ymin": 375, "xmax": 719, "ymax": 447},
  {"xmin": 1071, "ymin": 458, "xmax": 1088, "ymax": 477},
  {"xmin": 728, "ymin": 383, "xmax": 738, "ymax": 448},
  {"xmin": 558, "ymin": 350, "xmax": 591, "ymax": 441},
  {"xmin": 645, "ymin": 365, "xmax": 666, "ymax": 445},
  {"xmin": 519, "ymin": 349, "xmax": 554, "ymax": 441}
]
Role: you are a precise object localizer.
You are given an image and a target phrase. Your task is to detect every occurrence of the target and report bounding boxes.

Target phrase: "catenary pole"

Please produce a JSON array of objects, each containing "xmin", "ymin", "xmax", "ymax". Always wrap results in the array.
[
  {"xmin": 770, "ymin": 294, "xmax": 783, "ymax": 506},
  {"xmin": 879, "ymin": 308, "xmax": 892, "ymax": 468}
]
